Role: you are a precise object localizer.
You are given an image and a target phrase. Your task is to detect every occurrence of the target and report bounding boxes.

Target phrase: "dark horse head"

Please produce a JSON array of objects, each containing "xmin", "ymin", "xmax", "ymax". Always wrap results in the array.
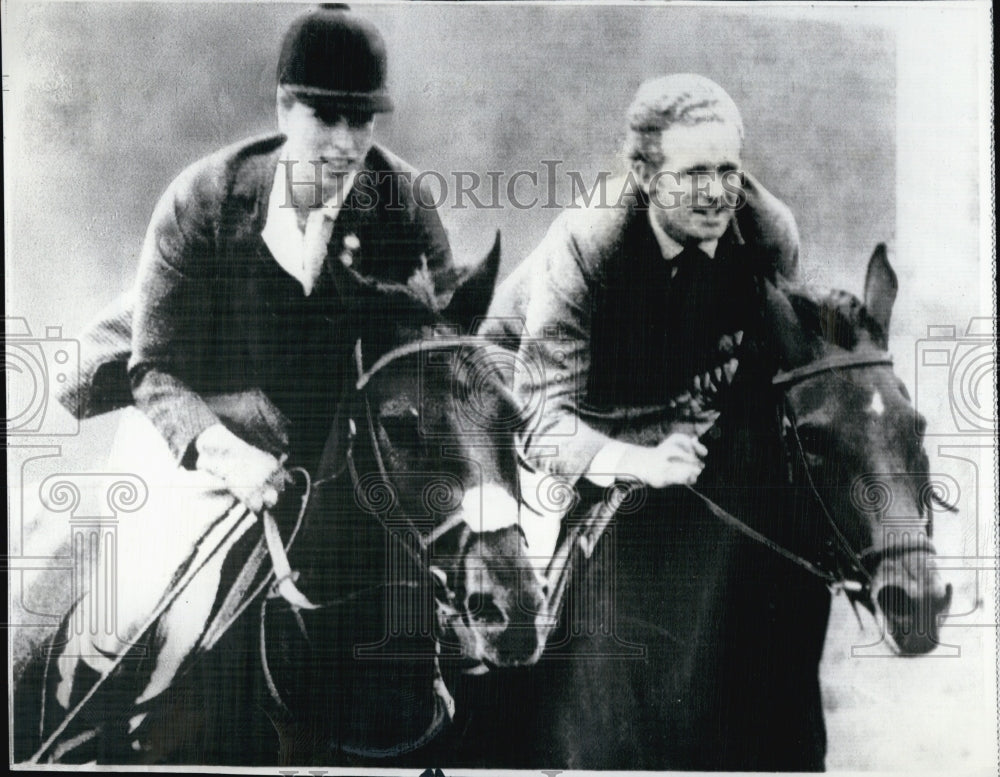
[
  {"xmin": 764, "ymin": 245, "xmax": 952, "ymax": 654},
  {"xmin": 469, "ymin": 246, "xmax": 956, "ymax": 772},
  {"xmin": 260, "ymin": 235, "xmax": 550, "ymax": 761},
  {"xmin": 345, "ymin": 254, "xmax": 552, "ymax": 670}
]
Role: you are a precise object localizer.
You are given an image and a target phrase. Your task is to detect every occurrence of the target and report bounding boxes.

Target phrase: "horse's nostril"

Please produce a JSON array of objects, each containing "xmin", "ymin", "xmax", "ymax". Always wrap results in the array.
[
  {"xmin": 876, "ymin": 584, "xmax": 914, "ymax": 618},
  {"xmin": 939, "ymin": 582, "xmax": 954, "ymax": 611},
  {"xmin": 467, "ymin": 592, "xmax": 508, "ymax": 627},
  {"xmin": 876, "ymin": 580, "xmax": 951, "ymax": 655}
]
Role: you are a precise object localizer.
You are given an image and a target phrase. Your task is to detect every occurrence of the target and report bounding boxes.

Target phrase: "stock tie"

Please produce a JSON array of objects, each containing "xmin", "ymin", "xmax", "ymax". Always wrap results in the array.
[{"xmin": 301, "ymin": 211, "xmax": 337, "ymax": 295}]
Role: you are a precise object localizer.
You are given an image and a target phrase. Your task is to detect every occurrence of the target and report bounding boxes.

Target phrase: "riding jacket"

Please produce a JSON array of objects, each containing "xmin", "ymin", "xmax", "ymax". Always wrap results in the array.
[
  {"xmin": 483, "ymin": 173, "xmax": 799, "ymax": 483},
  {"xmin": 58, "ymin": 134, "xmax": 455, "ymax": 467}
]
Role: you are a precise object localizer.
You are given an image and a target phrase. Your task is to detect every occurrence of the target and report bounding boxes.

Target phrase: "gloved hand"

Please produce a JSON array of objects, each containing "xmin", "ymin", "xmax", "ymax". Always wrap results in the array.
[{"xmin": 194, "ymin": 423, "xmax": 290, "ymax": 513}]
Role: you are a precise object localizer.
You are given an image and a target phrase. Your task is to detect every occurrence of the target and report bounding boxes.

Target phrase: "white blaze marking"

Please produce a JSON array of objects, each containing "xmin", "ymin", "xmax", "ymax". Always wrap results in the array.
[
  {"xmin": 461, "ymin": 483, "xmax": 561, "ymax": 576},
  {"xmin": 868, "ymin": 390, "xmax": 885, "ymax": 416},
  {"xmin": 461, "ymin": 485, "xmax": 521, "ymax": 532}
]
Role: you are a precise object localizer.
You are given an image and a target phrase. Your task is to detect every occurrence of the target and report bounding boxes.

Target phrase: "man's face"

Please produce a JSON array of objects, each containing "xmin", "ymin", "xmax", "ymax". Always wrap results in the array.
[
  {"xmin": 640, "ymin": 120, "xmax": 743, "ymax": 244},
  {"xmin": 278, "ymin": 97, "xmax": 375, "ymax": 206}
]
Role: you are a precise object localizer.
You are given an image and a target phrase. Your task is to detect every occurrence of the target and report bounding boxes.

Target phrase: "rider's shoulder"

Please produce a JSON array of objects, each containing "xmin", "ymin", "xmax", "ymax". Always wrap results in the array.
[
  {"xmin": 360, "ymin": 143, "xmax": 440, "ymax": 213},
  {"xmin": 364, "ymin": 143, "xmax": 420, "ymax": 177},
  {"xmin": 162, "ymin": 133, "xmax": 285, "ymax": 216},
  {"xmin": 547, "ymin": 176, "xmax": 643, "ymax": 273}
]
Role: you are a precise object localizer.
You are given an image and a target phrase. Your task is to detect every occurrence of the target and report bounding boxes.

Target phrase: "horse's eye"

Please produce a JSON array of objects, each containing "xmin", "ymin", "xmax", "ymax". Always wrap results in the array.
[
  {"xmin": 914, "ymin": 413, "xmax": 928, "ymax": 438},
  {"xmin": 379, "ymin": 413, "xmax": 423, "ymax": 449},
  {"xmin": 795, "ymin": 425, "xmax": 830, "ymax": 452}
]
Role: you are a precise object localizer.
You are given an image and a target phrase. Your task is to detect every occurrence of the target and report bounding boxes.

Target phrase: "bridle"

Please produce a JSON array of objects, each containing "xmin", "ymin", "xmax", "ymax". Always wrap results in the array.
[
  {"xmin": 772, "ymin": 352, "xmax": 892, "ymax": 602},
  {"xmin": 721, "ymin": 350, "xmax": 936, "ymax": 608},
  {"xmin": 264, "ymin": 331, "xmax": 557, "ymax": 641},
  {"xmin": 555, "ymin": 351, "xmax": 939, "ymax": 622},
  {"xmin": 26, "ymin": 333, "xmax": 522, "ymax": 762},
  {"xmin": 258, "ymin": 336, "xmax": 518, "ymax": 726},
  {"xmin": 268, "ymin": 337, "xmax": 498, "ymax": 614},
  {"xmin": 541, "ymin": 350, "xmax": 935, "ymax": 628}
]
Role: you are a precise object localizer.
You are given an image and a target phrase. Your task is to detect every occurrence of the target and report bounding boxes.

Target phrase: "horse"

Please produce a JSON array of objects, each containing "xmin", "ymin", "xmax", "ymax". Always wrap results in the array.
[
  {"xmin": 13, "ymin": 233, "xmax": 559, "ymax": 765},
  {"xmin": 456, "ymin": 245, "xmax": 954, "ymax": 771}
]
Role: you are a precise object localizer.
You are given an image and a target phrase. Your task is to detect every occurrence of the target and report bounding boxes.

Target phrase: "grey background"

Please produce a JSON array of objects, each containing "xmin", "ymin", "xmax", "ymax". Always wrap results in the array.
[
  {"xmin": 7, "ymin": 2, "xmax": 897, "ymax": 328},
  {"xmin": 4, "ymin": 2, "xmax": 993, "ymax": 773}
]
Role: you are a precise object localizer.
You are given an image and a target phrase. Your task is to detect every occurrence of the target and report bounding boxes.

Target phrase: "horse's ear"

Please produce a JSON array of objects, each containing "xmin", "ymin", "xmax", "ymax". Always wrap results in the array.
[
  {"xmin": 763, "ymin": 277, "xmax": 816, "ymax": 369},
  {"xmin": 442, "ymin": 231, "xmax": 501, "ymax": 333},
  {"xmin": 863, "ymin": 243, "xmax": 898, "ymax": 348}
]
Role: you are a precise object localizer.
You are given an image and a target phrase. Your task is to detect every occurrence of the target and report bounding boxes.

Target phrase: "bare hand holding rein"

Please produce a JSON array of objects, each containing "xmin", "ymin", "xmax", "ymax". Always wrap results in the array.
[{"xmin": 195, "ymin": 423, "xmax": 290, "ymax": 513}]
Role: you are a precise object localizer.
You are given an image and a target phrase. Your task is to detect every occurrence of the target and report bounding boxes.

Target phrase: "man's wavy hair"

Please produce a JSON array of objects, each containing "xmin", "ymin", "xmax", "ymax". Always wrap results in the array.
[{"xmin": 625, "ymin": 74, "xmax": 745, "ymax": 170}]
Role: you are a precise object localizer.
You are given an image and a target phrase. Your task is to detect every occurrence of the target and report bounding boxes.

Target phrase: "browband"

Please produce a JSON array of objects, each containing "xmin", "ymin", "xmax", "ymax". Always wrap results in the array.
[{"xmin": 772, "ymin": 353, "xmax": 894, "ymax": 387}]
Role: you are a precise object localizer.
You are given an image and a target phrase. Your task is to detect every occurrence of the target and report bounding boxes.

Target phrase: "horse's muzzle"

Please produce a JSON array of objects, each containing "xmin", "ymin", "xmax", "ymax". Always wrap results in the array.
[{"xmin": 871, "ymin": 551, "xmax": 953, "ymax": 655}]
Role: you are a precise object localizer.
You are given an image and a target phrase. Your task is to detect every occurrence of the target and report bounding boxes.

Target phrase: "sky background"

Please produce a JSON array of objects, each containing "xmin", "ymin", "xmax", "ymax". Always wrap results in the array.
[{"xmin": 4, "ymin": 2, "xmax": 994, "ymax": 773}]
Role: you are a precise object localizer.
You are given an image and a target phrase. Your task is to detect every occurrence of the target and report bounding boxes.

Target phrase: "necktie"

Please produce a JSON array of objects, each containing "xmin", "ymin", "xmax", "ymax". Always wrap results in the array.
[
  {"xmin": 300, "ymin": 210, "xmax": 337, "ymax": 295},
  {"xmin": 670, "ymin": 244, "xmax": 711, "ymax": 281}
]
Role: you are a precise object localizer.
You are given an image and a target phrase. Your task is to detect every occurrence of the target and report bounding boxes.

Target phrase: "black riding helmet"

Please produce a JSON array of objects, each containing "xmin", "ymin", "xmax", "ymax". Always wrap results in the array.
[{"xmin": 277, "ymin": 4, "xmax": 394, "ymax": 115}]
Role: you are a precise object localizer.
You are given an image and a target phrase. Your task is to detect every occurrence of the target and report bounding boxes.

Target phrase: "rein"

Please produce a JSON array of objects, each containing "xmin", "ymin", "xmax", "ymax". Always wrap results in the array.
[
  {"xmin": 28, "ymin": 336, "xmax": 510, "ymax": 760},
  {"xmin": 264, "ymin": 339, "xmax": 473, "ymax": 616},
  {"xmin": 682, "ymin": 485, "xmax": 847, "ymax": 588},
  {"xmin": 675, "ymin": 351, "xmax": 934, "ymax": 607}
]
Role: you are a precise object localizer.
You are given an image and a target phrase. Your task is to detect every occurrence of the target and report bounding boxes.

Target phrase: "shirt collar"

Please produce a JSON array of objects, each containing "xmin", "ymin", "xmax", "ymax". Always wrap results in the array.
[
  {"xmin": 260, "ymin": 152, "xmax": 357, "ymax": 292},
  {"xmin": 647, "ymin": 207, "xmax": 720, "ymax": 260}
]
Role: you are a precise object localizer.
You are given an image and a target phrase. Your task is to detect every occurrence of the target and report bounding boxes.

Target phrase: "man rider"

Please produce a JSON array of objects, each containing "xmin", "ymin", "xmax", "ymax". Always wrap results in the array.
[
  {"xmin": 19, "ymin": 5, "xmax": 457, "ymax": 760},
  {"xmin": 489, "ymin": 74, "xmax": 799, "ymax": 490}
]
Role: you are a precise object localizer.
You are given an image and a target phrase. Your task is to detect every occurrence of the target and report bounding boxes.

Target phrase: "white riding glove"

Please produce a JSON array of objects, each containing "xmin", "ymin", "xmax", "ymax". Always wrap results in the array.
[{"xmin": 194, "ymin": 423, "xmax": 290, "ymax": 513}]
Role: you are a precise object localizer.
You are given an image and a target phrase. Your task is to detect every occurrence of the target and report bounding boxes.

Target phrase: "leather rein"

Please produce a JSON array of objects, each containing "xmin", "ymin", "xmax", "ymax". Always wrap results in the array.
[
  {"xmin": 695, "ymin": 351, "xmax": 935, "ymax": 608},
  {"xmin": 268, "ymin": 342, "xmax": 937, "ymax": 640},
  {"xmin": 548, "ymin": 351, "xmax": 936, "ymax": 626}
]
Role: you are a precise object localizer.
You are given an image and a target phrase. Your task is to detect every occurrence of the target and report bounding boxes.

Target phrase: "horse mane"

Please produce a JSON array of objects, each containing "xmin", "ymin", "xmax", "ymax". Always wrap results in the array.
[
  {"xmin": 353, "ymin": 269, "xmax": 527, "ymax": 432},
  {"xmin": 781, "ymin": 281, "xmax": 883, "ymax": 351},
  {"xmin": 356, "ymin": 270, "xmax": 442, "ymax": 329}
]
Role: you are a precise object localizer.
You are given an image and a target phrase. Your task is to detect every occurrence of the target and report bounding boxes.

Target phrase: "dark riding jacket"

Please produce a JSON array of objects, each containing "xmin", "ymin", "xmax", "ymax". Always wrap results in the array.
[
  {"xmin": 58, "ymin": 134, "xmax": 455, "ymax": 466},
  {"xmin": 482, "ymin": 174, "xmax": 799, "ymax": 482}
]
